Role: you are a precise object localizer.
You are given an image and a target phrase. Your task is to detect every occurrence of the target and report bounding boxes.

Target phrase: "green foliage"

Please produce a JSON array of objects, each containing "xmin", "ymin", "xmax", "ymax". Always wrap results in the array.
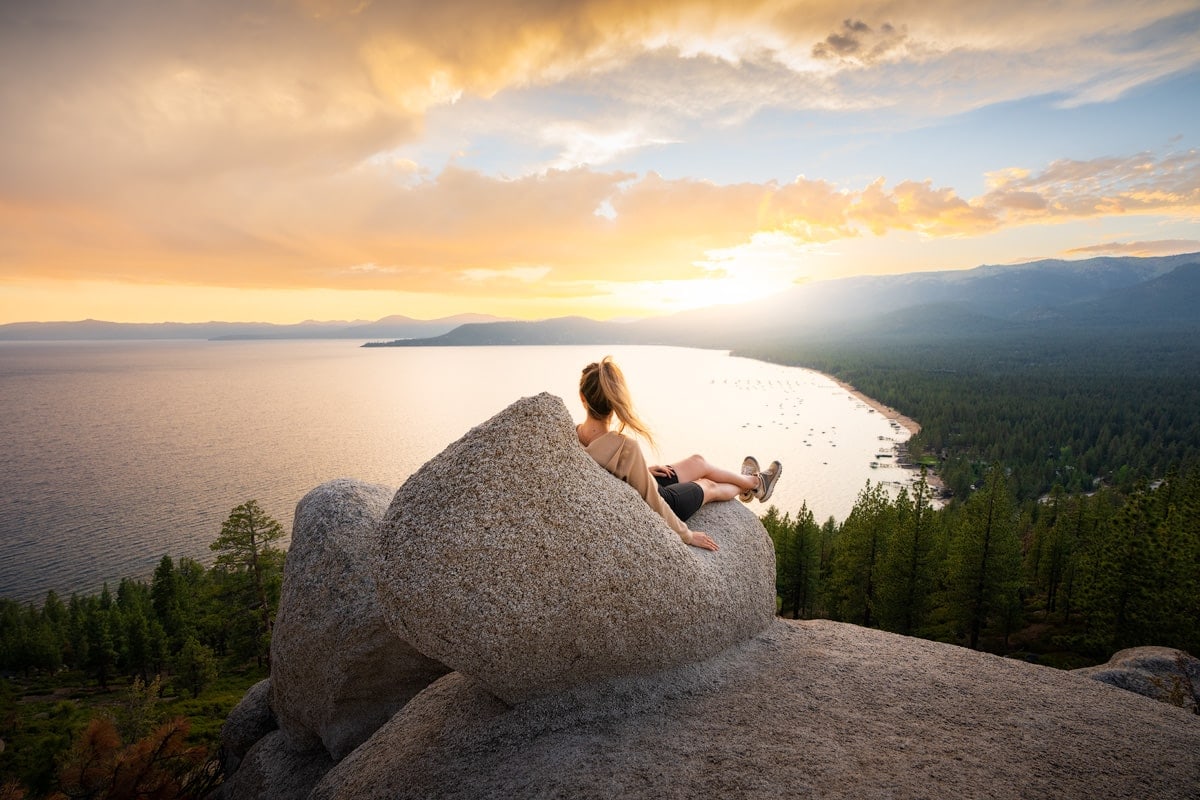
[
  {"xmin": 172, "ymin": 637, "xmax": 218, "ymax": 700},
  {"xmin": 945, "ymin": 467, "xmax": 1023, "ymax": 649},
  {"xmin": 827, "ymin": 483, "xmax": 894, "ymax": 628},
  {"xmin": 765, "ymin": 505, "xmax": 824, "ymax": 619},
  {"xmin": 739, "ymin": 327, "xmax": 1200, "ymax": 501},
  {"xmin": 209, "ymin": 501, "xmax": 285, "ymax": 668},
  {"xmin": 876, "ymin": 475, "xmax": 942, "ymax": 636},
  {"xmin": 0, "ymin": 500, "xmax": 283, "ymax": 796},
  {"xmin": 760, "ymin": 465, "xmax": 1198, "ymax": 665}
]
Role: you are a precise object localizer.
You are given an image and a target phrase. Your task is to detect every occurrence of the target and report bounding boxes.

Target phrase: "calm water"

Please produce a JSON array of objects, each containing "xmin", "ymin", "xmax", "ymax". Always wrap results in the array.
[{"xmin": 0, "ymin": 341, "xmax": 919, "ymax": 602}]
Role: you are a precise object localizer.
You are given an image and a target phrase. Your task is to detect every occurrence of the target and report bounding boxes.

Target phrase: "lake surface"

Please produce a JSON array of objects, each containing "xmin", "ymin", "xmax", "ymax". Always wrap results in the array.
[{"xmin": 0, "ymin": 341, "xmax": 921, "ymax": 602}]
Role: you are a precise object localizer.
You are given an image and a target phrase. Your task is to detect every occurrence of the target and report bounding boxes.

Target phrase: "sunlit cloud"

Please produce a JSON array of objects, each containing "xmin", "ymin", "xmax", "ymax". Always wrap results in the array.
[
  {"xmin": 540, "ymin": 120, "xmax": 677, "ymax": 169},
  {"xmin": 460, "ymin": 266, "xmax": 553, "ymax": 283},
  {"xmin": 1065, "ymin": 239, "xmax": 1200, "ymax": 257},
  {"xmin": 0, "ymin": 0, "xmax": 1198, "ymax": 322}
]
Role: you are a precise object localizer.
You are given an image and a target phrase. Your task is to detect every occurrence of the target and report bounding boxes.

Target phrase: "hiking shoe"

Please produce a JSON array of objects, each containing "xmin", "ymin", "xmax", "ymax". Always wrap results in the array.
[
  {"xmin": 739, "ymin": 456, "xmax": 760, "ymax": 502},
  {"xmin": 756, "ymin": 461, "xmax": 782, "ymax": 503}
]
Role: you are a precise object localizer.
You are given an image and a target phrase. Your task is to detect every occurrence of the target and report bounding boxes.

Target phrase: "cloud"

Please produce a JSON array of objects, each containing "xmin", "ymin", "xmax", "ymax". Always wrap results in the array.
[
  {"xmin": 1064, "ymin": 239, "xmax": 1200, "ymax": 257},
  {"xmin": 812, "ymin": 19, "xmax": 907, "ymax": 64},
  {"xmin": 539, "ymin": 120, "xmax": 677, "ymax": 169},
  {"xmin": 6, "ymin": 146, "xmax": 1196, "ymax": 305},
  {"xmin": 1, "ymin": 0, "xmax": 1198, "ymax": 319}
]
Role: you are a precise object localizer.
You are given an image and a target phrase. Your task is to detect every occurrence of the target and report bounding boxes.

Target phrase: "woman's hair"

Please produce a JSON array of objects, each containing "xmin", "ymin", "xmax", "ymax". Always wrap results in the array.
[{"xmin": 580, "ymin": 356, "xmax": 655, "ymax": 446}]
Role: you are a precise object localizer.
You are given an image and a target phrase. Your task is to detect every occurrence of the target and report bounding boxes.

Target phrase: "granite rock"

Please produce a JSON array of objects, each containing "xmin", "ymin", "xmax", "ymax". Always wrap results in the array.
[
  {"xmin": 1074, "ymin": 645, "xmax": 1200, "ymax": 713},
  {"xmin": 310, "ymin": 619, "xmax": 1200, "ymax": 800},
  {"xmin": 271, "ymin": 478, "xmax": 451, "ymax": 760},
  {"xmin": 219, "ymin": 678, "xmax": 276, "ymax": 776},
  {"xmin": 374, "ymin": 392, "xmax": 777, "ymax": 705},
  {"xmin": 222, "ymin": 731, "xmax": 332, "ymax": 800}
]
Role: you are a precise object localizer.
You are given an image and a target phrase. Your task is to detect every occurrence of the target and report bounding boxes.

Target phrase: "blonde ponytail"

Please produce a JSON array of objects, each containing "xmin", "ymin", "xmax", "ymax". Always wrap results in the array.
[{"xmin": 579, "ymin": 356, "xmax": 655, "ymax": 447}]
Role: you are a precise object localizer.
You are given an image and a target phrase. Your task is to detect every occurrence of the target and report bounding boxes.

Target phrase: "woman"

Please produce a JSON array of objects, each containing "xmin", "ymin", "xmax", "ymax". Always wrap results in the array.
[{"xmin": 576, "ymin": 357, "xmax": 782, "ymax": 552}]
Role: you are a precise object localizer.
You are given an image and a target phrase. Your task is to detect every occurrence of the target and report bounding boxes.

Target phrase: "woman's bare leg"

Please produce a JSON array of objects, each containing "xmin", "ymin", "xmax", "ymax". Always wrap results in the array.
[
  {"xmin": 670, "ymin": 454, "xmax": 758, "ymax": 493},
  {"xmin": 695, "ymin": 477, "xmax": 745, "ymax": 504}
]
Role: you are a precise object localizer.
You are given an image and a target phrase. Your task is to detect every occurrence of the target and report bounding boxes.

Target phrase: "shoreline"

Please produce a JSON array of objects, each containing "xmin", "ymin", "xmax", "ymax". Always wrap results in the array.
[
  {"xmin": 827, "ymin": 375, "xmax": 947, "ymax": 496},
  {"xmin": 830, "ymin": 377, "xmax": 922, "ymax": 437}
]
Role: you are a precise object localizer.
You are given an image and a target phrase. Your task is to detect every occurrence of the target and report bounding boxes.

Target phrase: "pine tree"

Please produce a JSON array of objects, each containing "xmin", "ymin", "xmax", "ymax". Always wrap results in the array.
[
  {"xmin": 946, "ymin": 466, "xmax": 1022, "ymax": 649},
  {"xmin": 210, "ymin": 500, "xmax": 285, "ymax": 667},
  {"xmin": 1079, "ymin": 488, "xmax": 1162, "ymax": 652},
  {"xmin": 878, "ymin": 474, "xmax": 940, "ymax": 636},
  {"xmin": 173, "ymin": 636, "xmax": 218, "ymax": 699},
  {"xmin": 777, "ymin": 504, "xmax": 821, "ymax": 619},
  {"xmin": 828, "ymin": 483, "xmax": 893, "ymax": 628}
]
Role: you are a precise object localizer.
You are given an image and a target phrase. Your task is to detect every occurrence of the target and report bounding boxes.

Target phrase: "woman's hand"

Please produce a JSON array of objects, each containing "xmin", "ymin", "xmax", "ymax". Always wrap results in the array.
[
  {"xmin": 649, "ymin": 464, "xmax": 675, "ymax": 479},
  {"xmin": 689, "ymin": 531, "xmax": 719, "ymax": 551}
]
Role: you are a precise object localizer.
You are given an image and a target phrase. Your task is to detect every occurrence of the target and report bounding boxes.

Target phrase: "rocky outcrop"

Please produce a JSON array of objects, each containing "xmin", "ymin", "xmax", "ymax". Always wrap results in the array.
[
  {"xmin": 271, "ymin": 479, "xmax": 451, "ymax": 760},
  {"xmin": 222, "ymin": 393, "xmax": 1200, "ymax": 799},
  {"xmin": 221, "ymin": 731, "xmax": 333, "ymax": 800},
  {"xmin": 1075, "ymin": 646, "xmax": 1200, "ymax": 713},
  {"xmin": 219, "ymin": 678, "xmax": 275, "ymax": 776},
  {"xmin": 374, "ymin": 392, "xmax": 776, "ymax": 705},
  {"xmin": 311, "ymin": 619, "xmax": 1200, "ymax": 800}
]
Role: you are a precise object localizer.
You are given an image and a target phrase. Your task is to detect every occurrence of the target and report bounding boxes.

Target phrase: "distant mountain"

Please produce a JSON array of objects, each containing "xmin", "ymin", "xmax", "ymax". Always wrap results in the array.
[
  {"xmin": 0, "ymin": 314, "xmax": 513, "ymax": 341},
  {"xmin": 364, "ymin": 316, "xmax": 642, "ymax": 347},
  {"xmin": 1032, "ymin": 261, "xmax": 1200, "ymax": 328},
  {"xmin": 368, "ymin": 252, "xmax": 1200, "ymax": 348},
  {"xmin": 337, "ymin": 314, "xmax": 509, "ymax": 341},
  {"xmin": 6, "ymin": 253, "xmax": 1197, "ymax": 344}
]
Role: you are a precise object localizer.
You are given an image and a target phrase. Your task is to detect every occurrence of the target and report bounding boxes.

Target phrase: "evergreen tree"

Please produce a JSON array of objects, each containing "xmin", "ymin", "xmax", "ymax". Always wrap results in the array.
[
  {"xmin": 878, "ymin": 474, "xmax": 940, "ymax": 635},
  {"xmin": 773, "ymin": 504, "xmax": 821, "ymax": 619},
  {"xmin": 209, "ymin": 500, "xmax": 285, "ymax": 667},
  {"xmin": 151, "ymin": 555, "xmax": 188, "ymax": 649},
  {"xmin": 173, "ymin": 636, "xmax": 218, "ymax": 699},
  {"xmin": 1079, "ymin": 488, "xmax": 1162, "ymax": 652},
  {"xmin": 83, "ymin": 601, "xmax": 119, "ymax": 690},
  {"xmin": 828, "ymin": 483, "xmax": 893, "ymax": 628},
  {"xmin": 946, "ymin": 466, "xmax": 1022, "ymax": 649}
]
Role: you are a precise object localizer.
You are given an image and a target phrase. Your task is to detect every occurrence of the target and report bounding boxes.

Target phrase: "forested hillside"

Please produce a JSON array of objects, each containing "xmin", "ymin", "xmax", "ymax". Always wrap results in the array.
[
  {"xmin": 765, "ymin": 469, "xmax": 1200, "ymax": 666},
  {"xmin": 740, "ymin": 323, "xmax": 1200, "ymax": 500}
]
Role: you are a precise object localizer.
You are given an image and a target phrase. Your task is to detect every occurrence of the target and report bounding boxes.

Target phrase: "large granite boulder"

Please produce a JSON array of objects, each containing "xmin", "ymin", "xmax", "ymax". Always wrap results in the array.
[
  {"xmin": 219, "ymin": 678, "xmax": 276, "ymax": 776},
  {"xmin": 1074, "ymin": 646, "xmax": 1200, "ymax": 713},
  {"xmin": 311, "ymin": 619, "xmax": 1200, "ymax": 800},
  {"xmin": 221, "ymin": 731, "xmax": 333, "ymax": 800},
  {"xmin": 271, "ymin": 479, "xmax": 451, "ymax": 760},
  {"xmin": 374, "ymin": 392, "xmax": 777, "ymax": 705}
]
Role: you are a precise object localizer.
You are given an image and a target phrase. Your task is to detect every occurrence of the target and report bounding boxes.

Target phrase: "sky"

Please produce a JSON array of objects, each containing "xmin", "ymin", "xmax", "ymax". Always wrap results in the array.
[{"xmin": 1, "ymin": 0, "xmax": 1199, "ymax": 324}]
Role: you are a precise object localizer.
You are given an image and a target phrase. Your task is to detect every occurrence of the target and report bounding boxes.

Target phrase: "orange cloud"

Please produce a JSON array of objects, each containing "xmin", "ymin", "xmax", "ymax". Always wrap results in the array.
[{"xmin": 1, "ymin": 0, "xmax": 1198, "ymax": 323}]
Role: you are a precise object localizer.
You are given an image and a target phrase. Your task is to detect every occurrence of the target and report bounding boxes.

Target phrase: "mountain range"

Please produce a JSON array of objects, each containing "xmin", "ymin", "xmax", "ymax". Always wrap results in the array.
[
  {"xmin": 0, "ymin": 313, "xmax": 509, "ymax": 342},
  {"xmin": 4, "ymin": 252, "xmax": 1198, "ymax": 344},
  {"xmin": 370, "ymin": 252, "xmax": 1200, "ymax": 348}
]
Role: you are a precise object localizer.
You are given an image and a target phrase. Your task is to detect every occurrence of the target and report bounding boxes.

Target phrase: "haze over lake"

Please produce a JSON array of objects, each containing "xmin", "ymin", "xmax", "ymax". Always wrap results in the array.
[{"xmin": 0, "ymin": 341, "xmax": 921, "ymax": 602}]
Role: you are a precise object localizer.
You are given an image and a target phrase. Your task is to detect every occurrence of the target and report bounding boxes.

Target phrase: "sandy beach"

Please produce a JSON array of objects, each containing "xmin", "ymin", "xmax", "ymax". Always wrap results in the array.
[
  {"xmin": 830, "ymin": 377, "xmax": 922, "ymax": 437},
  {"xmin": 829, "ymin": 376, "xmax": 948, "ymax": 496}
]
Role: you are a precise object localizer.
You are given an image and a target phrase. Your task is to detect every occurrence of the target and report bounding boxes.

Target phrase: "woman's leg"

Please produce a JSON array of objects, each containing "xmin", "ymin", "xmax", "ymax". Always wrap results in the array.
[
  {"xmin": 694, "ymin": 477, "xmax": 745, "ymax": 504},
  {"xmin": 670, "ymin": 454, "xmax": 758, "ymax": 494}
]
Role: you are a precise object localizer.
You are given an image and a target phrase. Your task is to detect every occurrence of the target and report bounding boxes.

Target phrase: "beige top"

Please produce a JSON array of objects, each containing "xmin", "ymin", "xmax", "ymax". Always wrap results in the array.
[{"xmin": 583, "ymin": 430, "xmax": 693, "ymax": 545}]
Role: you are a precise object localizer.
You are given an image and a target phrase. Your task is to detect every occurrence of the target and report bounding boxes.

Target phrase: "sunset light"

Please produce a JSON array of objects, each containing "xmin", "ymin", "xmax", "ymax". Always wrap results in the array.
[{"xmin": 1, "ymin": 0, "xmax": 1198, "ymax": 324}]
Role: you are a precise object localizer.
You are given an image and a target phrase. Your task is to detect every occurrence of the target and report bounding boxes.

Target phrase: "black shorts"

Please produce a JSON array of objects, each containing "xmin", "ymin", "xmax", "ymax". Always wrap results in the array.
[{"xmin": 654, "ymin": 472, "xmax": 704, "ymax": 522}]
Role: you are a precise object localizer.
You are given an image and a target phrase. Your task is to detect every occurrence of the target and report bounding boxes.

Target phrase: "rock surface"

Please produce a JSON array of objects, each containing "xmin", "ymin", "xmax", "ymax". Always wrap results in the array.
[
  {"xmin": 374, "ymin": 392, "xmax": 777, "ymax": 705},
  {"xmin": 271, "ymin": 479, "xmax": 451, "ymax": 760},
  {"xmin": 311, "ymin": 618, "xmax": 1200, "ymax": 800},
  {"xmin": 221, "ymin": 731, "xmax": 333, "ymax": 800},
  {"xmin": 219, "ymin": 678, "xmax": 276, "ymax": 776},
  {"xmin": 1075, "ymin": 646, "xmax": 1200, "ymax": 713}
]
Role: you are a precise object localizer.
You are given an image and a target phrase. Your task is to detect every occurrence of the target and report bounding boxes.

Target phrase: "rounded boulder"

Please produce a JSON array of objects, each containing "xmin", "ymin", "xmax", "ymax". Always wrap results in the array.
[
  {"xmin": 374, "ymin": 392, "xmax": 776, "ymax": 705},
  {"xmin": 272, "ymin": 478, "xmax": 451, "ymax": 760}
]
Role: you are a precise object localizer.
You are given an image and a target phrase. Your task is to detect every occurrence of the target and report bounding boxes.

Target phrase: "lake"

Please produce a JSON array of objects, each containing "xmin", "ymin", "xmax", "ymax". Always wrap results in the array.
[{"xmin": 0, "ymin": 341, "xmax": 922, "ymax": 602}]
